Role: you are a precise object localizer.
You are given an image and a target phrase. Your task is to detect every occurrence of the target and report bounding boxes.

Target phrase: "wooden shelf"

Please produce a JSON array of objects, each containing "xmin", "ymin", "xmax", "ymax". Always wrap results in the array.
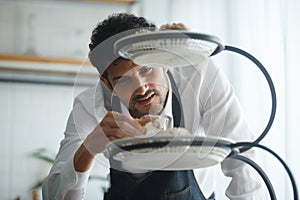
[
  {"xmin": 0, "ymin": 54, "xmax": 91, "ymax": 66},
  {"xmin": 80, "ymin": 0, "xmax": 135, "ymax": 5},
  {"xmin": 0, "ymin": 54, "xmax": 98, "ymax": 86}
]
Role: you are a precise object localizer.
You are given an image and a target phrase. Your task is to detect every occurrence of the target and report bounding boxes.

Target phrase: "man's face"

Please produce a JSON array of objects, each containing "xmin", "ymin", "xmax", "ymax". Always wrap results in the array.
[{"xmin": 101, "ymin": 59, "xmax": 169, "ymax": 118}]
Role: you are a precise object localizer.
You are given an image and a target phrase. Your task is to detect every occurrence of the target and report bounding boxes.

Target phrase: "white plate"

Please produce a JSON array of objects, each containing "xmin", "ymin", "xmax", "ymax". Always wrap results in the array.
[{"xmin": 105, "ymin": 128, "xmax": 235, "ymax": 171}]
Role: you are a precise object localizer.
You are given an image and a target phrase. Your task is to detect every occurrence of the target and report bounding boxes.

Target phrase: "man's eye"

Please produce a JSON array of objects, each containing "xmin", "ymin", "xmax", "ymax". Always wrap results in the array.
[
  {"xmin": 117, "ymin": 76, "xmax": 130, "ymax": 84},
  {"xmin": 140, "ymin": 67, "xmax": 152, "ymax": 75}
]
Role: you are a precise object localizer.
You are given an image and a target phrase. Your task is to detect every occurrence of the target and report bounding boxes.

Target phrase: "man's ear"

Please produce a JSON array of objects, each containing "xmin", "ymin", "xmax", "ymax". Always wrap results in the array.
[{"xmin": 100, "ymin": 76, "xmax": 114, "ymax": 94}]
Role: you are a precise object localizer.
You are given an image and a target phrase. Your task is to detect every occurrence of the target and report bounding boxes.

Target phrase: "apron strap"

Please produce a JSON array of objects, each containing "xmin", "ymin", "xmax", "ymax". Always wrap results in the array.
[{"xmin": 167, "ymin": 70, "xmax": 185, "ymax": 128}]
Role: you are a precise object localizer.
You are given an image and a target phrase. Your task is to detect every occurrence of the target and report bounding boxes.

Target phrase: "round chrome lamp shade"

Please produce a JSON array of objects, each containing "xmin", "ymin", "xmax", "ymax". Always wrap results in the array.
[
  {"xmin": 114, "ymin": 30, "xmax": 224, "ymax": 67},
  {"xmin": 105, "ymin": 128, "xmax": 235, "ymax": 171}
]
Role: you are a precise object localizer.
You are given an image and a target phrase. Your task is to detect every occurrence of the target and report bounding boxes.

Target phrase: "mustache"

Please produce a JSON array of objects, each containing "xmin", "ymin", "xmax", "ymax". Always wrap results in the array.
[{"xmin": 132, "ymin": 89, "xmax": 159, "ymax": 102}]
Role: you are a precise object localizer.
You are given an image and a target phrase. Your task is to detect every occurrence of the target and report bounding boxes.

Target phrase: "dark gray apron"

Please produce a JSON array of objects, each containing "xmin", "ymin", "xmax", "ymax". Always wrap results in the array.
[{"xmin": 102, "ymin": 72, "xmax": 214, "ymax": 200}]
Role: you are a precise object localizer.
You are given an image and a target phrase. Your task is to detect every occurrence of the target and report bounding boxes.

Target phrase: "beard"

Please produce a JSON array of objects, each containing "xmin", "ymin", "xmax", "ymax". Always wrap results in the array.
[{"xmin": 129, "ymin": 88, "xmax": 168, "ymax": 118}]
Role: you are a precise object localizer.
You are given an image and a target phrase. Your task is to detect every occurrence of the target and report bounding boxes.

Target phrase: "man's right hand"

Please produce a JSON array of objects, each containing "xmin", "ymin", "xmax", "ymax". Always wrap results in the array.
[
  {"xmin": 74, "ymin": 111, "xmax": 143, "ymax": 172},
  {"xmin": 85, "ymin": 111, "xmax": 143, "ymax": 155}
]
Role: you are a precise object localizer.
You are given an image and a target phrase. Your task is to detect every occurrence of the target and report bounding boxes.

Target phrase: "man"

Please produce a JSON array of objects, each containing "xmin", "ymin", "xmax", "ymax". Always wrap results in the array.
[{"xmin": 43, "ymin": 13, "xmax": 263, "ymax": 199}]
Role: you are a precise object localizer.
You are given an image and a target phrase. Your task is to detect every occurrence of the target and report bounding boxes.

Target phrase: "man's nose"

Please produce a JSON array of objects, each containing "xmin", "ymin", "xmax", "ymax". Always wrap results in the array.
[
  {"xmin": 134, "ymin": 84, "xmax": 149, "ymax": 95},
  {"xmin": 132, "ymin": 76, "xmax": 149, "ymax": 95}
]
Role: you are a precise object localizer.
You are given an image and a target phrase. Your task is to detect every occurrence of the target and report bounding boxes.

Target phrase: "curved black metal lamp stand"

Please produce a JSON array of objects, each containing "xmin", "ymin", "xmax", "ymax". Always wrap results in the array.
[
  {"xmin": 229, "ymin": 142, "xmax": 299, "ymax": 200},
  {"xmin": 230, "ymin": 153, "xmax": 277, "ymax": 199},
  {"xmin": 224, "ymin": 45, "xmax": 277, "ymax": 151},
  {"xmin": 223, "ymin": 45, "xmax": 298, "ymax": 200}
]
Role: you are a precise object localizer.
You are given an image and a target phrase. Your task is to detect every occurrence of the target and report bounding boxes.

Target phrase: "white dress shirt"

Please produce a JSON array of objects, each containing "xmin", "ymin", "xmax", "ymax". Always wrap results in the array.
[{"xmin": 42, "ymin": 59, "xmax": 264, "ymax": 199}]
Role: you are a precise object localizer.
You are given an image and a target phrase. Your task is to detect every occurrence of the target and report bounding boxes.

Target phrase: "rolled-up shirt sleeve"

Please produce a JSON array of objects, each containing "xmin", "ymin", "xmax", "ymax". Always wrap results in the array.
[
  {"xmin": 42, "ymin": 111, "xmax": 93, "ymax": 199},
  {"xmin": 42, "ymin": 89, "xmax": 102, "ymax": 200},
  {"xmin": 42, "ymin": 156, "xmax": 91, "ymax": 200}
]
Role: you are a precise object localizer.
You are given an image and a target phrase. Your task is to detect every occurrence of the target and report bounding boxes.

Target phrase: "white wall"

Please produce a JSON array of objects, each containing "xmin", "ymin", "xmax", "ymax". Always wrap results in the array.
[
  {"xmin": 0, "ymin": 0, "xmax": 139, "ymax": 59},
  {"xmin": 0, "ymin": 82, "xmax": 77, "ymax": 199},
  {"xmin": 0, "ymin": 1, "xmax": 139, "ymax": 199}
]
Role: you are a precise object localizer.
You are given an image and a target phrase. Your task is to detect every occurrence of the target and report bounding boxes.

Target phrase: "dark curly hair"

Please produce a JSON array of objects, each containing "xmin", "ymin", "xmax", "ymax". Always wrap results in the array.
[{"xmin": 89, "ymin": 13, "xmax": 156, "ymax": 51}]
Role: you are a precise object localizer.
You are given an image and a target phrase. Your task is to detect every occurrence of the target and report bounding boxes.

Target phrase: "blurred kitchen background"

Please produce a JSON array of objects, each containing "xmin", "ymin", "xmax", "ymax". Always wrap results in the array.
[{"xmin": 0, "ymin": 0, "xmax": 299, "ymax": 199}]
